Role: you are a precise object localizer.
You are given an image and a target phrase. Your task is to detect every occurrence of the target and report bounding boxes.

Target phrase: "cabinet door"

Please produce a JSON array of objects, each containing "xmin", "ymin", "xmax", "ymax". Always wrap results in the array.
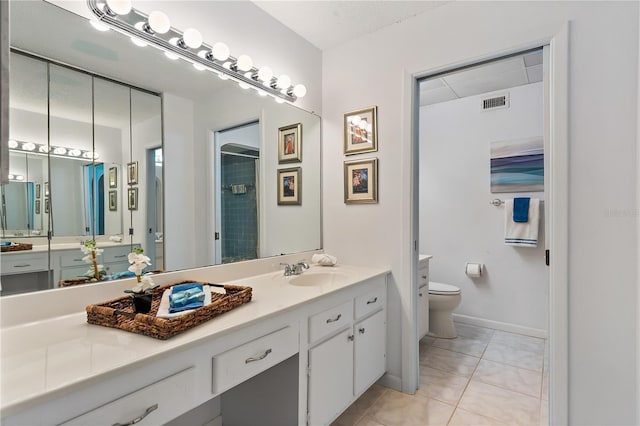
[
  {"xmin": 308, "ymin": 329, "xmax": 354, "ymax": 426},
  {"xmin": 354, "ymin": 310, "xmax": 386, "ymax": 396}
]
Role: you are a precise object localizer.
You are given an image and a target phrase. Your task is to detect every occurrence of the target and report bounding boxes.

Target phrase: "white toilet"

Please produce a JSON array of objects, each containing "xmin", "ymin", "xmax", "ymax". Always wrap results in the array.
[{"xmin": 428, "ymin": 282, "xmax": 462, "ymax": 339}]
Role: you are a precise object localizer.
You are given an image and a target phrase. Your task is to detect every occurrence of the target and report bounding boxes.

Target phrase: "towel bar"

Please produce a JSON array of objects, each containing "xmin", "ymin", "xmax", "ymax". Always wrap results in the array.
[{"xmin": 490, "ymin": 198, "xmax": 544, "ymax": 207}]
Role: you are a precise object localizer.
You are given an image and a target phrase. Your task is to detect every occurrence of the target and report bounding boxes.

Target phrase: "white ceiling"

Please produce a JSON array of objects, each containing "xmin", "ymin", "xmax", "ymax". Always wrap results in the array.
[
  {"xmin": 252, "ymin": 1, "xmax": 449, "ymax": 50},
  {"xmin": 419, "ymin": 50, "xmax": 543, "ymax": 106}
]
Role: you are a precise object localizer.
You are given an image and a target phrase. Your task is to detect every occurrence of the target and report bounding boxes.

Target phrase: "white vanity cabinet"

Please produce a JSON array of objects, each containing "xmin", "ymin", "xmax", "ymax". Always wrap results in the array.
[
  {"xmin": 53, "ymin": 244, "xmax": 140, "ymax": 284},
  {"xmin": 0, "ymin": 251, "xmax": 49, "ymax": 275},
  {"xmin": 307, "ymin": 277, "xmax": 386, "ymax": 426}
]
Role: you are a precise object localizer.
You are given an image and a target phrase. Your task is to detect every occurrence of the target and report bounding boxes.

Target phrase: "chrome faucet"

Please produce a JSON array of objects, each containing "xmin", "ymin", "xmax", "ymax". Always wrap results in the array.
[{"xmin": 281, "ymin": 260, "xmax": 310, "ymax": 276}]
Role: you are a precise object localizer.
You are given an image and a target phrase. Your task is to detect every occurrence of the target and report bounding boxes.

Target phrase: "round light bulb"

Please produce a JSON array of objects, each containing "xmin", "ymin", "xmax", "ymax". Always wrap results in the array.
[
  {"xmin": 53, "ymin": 147, "xmax": 67, "ymax": 155},
  {"xmin": 7, "ymin": 174, "xmax": 14, "ymax": 180},
  {"xmin": 68, "ymin": 149, "xmax": 81, "ymax": 157},
  {"xmin": 8, "ymin": 140, "xmax": 18, "ymax": 149},
  {"xmin": 105, "ymin": 0, "xmax": 131, "ymax": 15},
  {"xmin": 148, "ymin": 11, "xmax": 170, "ymax": 34},
  {"xmin": 131, "ymin": 37, "xmax": 147, "ymax": 47},
  {"xmin": 164, "ymin": 51, "xmax": 179, "ymax": 60},
  {"xmin": 292, "ymin": 84, "xmax": 307, "ymax": 98},
  {"xmin": 39, "ymin": 145, "xmax": 49, "ymax": 153},
  {"xmin": 193, "ymin": 63, "xmax": 206, "ymax": 71},
  {"xmin": 182, "ymin": 28, "xmax": 202, "ymax": 49},
  {"xmin": 22, "ymin": 142, "xmax": 35, "ymax": 151},
  {"xmin": 90, "ymin": 20, "xmax": 110, "ymax": 32},
  {"xmin": 236, "ymin": 55, "xmax": 253, "ymax": 72},
  {"xmin": 257, "ymin": 66, "xmax": 273, "ymax": 83},
  {"xmin": 276, "ymin": 74, "xmax": 291, "ymax": 89},
  {"xmin": 15, "ymin": 175, "xmax": 24, "ymax": 181},
  {"xmin": 211, "ymin": 42, "xmax": 230, "ymax": 61}
]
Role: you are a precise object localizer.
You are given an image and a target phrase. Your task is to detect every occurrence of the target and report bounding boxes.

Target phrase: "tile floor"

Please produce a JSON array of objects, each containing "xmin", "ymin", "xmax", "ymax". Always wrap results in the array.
[{"xmin": 332, "ymin": 323, "xmax": 549, "ymax": 426}]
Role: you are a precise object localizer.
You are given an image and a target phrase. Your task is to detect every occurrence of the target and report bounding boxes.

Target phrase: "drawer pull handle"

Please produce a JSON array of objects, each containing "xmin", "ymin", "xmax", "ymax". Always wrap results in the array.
[
  {"xmin": 359, "ymin": 327, "xmax": 365, "ymax": 334},
  {"xmin": 245, "ymin": 348, "xmax": 272, "ymax": 364},
  {"xmin": 419, "ymin": 292, "xmax": 423, "ymax": 297},
  {"xmin": 73, "ymin": 258, "xmax": 83, "ymax": 262},
  {"xmin": 114, "ymin": 254, "xmax": 127, "ymax": 258},
  {"xmin": 348, "ymin": 335, "xmax": 354, "ymax": 341},
  {"xmin": 366, "ymin": 297, "xmax": 378, "ymax": 305},
  {"xmin": 326, "ymin": 314, "xmax": 342, "ymax": 324},
  {"xmin": 112, "ymin": 403, "xmax": 158, "ymax": 426},
  {"xmin": 14, "ymin": 264, "xmax": 32, "ymax": 268},
  {"xmin": 421, "ymin": 275, "xmax": 427, "ymax": 279}
]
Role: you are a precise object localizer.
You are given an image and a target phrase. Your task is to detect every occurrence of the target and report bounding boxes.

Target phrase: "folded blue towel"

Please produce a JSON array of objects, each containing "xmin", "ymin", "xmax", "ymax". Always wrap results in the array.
[
  {"xmin": 513, "ymin": 197, "xmax": 530, "ymax": 223},
  {"xmin": 0, "ymin": 241, "xmax": 11, "ymax": 246},
  {"xmin": 111, "ymin": 271, "xmax": 136, "ymax": 280},
  {"xmin": 168, "ymin": 283, "xmax": 205, "ymax": 313}
]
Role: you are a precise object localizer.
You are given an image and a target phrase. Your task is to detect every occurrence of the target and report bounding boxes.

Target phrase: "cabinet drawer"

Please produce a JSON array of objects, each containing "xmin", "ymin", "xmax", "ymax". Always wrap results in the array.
[
  {"xmin": 59, "ymin": 250, "xmax": 100, "ymax": 268},
  {"xmin": 60, "ymin": 367, "xmax": 195, "ymax": 426},
  {"xmin": 309, "ymin": 301, "xmax": 352, "ymax": 343},
  {"xmin": 355, "ymin": 287, "xmax": 385, "ymax": 320},
  {"xmin": 212, "ymin": 325, "xmax": 298, "ymax": 394},
  {"xmin": 103, "ymin": 246, "xmax": 133, "ymax": 263},
  {"xmin": 1, "ymin": 253, "xmax": 48, "ymax": 275}
]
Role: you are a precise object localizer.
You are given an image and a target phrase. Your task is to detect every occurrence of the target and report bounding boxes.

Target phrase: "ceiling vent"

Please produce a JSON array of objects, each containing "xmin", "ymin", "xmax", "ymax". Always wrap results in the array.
[{"xmin": 481, "ymin": 92, "xmax": 509, "ymax": 111}]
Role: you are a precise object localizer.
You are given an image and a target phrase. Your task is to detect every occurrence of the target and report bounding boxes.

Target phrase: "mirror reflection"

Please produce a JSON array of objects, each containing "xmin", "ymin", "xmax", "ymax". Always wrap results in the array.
[{"xmin": 1, "ymin": 0, "xmax": 321, "ymax": 295}]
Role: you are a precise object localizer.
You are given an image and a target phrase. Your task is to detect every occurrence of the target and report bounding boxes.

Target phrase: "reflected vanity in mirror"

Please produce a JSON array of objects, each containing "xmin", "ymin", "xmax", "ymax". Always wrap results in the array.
[{"xmin": 0, "ymin": 0, "xmax": 321, "ymax": 296}]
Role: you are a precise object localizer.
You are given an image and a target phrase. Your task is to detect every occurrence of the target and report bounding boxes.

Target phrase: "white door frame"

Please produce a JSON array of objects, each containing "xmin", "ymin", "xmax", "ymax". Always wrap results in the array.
[{"xmin": 404, "ymin": 24, "xmax": 569, "ymax": 425}]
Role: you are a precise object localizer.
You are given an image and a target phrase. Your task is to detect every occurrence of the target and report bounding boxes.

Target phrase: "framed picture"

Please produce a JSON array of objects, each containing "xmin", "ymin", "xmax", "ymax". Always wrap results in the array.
[
  {"xmin": 35, "ymin": 200, "xmax": 40, "ymax": 214},
  {"xmin": 127, "ymin": 161, "xmax": 138, "ymax": 185},
  {"xmin": 44, "ymin": 198, "xmax": 50, "ymax": 213},
  {"xmin": 35, "ymin": 183, "xmax": 41, "ymax": 199},
  {"xmin": 344, "ymin": 106, "xmax": 377, "ymax": 155},
  {"xmin": 44, "ymin": 182, "xmax": 49, "ymax": 197},
  {"xmin": 278, "ymin": 123, "xmax": 302, "ymax": 163},
  {"xmin": 277, "ymin": 167, "xmax": 301, "ymax": 205},
  {"xmin": 109, "ymin": 191, "xmax": 118, "ymax": 211},
  {"xmin": 128, "ymin": 188, "xmax": 138, "ymax": 210},
  {"xmin": 109, "ymin": 166, "xmax": 118, "ymax": 188},
  {"xmin": 344, "ymin": 158, "xmax": 378, "ymax": 204}
]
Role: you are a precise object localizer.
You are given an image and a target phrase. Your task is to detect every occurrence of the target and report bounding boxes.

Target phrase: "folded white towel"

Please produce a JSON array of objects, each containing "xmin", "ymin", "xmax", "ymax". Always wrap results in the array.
[
  {"xmin": 156, "ymin": 285, "xmax": 214, "ymax": 318},
  {"xmin": 504, "ymin": 198, "xmax": 540, "ymax": 247},
  {"xmin": 312, "ymin": 253, "xmax": 338, "ymax": 266}
]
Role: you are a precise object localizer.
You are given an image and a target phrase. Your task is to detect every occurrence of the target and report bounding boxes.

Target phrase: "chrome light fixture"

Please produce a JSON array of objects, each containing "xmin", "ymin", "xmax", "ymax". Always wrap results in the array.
[
  {"xmin": 87, "ymin": 0, "xmax": 307, "ymax": 103},
  {"xmin": 8, "ymin": 140, "xmax": 99, "ymax": 160}
]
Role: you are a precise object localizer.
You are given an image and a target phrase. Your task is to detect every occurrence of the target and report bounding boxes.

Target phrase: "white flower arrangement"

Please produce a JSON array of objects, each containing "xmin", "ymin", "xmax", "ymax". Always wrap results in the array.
[
  {"xmin": 81, "ymin": 240, "xmax": 105, "ymax": 280},
  {"xmin": 126, "ymin": 247, "xmax": 157, "ymax": 295}
]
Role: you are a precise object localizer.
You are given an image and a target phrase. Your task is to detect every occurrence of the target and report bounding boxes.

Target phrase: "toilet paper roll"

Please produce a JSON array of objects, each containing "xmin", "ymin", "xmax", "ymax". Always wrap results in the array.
[{"xmin": 465, "ymin": 262, "xmax": 483, "ymax": 277}]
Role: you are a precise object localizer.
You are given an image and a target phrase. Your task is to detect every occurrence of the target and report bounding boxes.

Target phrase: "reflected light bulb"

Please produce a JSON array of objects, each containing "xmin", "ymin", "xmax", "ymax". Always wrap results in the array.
[
  {"xmin": 53, "ymin": 147, "xmax": 67, "ymax": 155},
  {"xmin": 164, "ymin": 51, "xmax": 179, "ymax": 60},
  {"xmin": 148, "ymin": 11, "xmax": 170, "ymax": 34},
  {"xmin": 131, "ymin": 37, "xmax": 147, "ymax": 47},
  {"xmin": 275, "ymin": 97, "xmax": 285, "ymax": 104},
  {"xmin": 15, "ymin": 175, "xmax": 24, "ymax": 181},
  {"xmin": 105, "ymin": 0, "xmax": 131, "ymax": 15},
  {"xmin": 8, "ymin": 140, "xmax": 18, "ymax": 149},
  {"xmin": 22, "ymin": 142, "xmax": 35, "ymax": 151},
  {"xmin": 193, "ymin": 63, "xmax": 206, "ymax": 71},
  {"xmin": 182, "ymin": 28, "xmax": 202, "ymax": 49},
  {"xmin": 211, "ymin": 42, "xmax": 230, "ymax": 61},
  {"xmin": 236, "ymin": 55, "xmax": 253, "ymax": 72},
  {"xmin": 68, "ymin": 149, "xmax": 81, "ymax": 157},
  {"xmin": 90, "ymin": 21, "xmax": 110, "ymax": 32},
  {"xmin": 292, "ymin": 84, "xmax": 307, "ymax": 98},
  {"xmin": 276, "ymin": 75, "xmax": 291, "ymax": 89},
  {"xmin": 239, "ymin": 82, "xmax": 250, "ymax": 90},
  {"xmin": 258, "ymin": 90, "xmax": 268, "ymax": 97},
  {"xmin": 257, "ymin": 66, "xmax": 273, "ymax": 83}
]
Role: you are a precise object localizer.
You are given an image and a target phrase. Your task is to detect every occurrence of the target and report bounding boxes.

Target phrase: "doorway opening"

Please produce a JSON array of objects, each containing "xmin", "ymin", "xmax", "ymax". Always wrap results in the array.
[
  {"xmin": 417, "ymin": 47, "xmax": 550, "ymax": 425},
  {"xmin": 214, "ymin": 122, "xmax": 260, "ymax": 264}
]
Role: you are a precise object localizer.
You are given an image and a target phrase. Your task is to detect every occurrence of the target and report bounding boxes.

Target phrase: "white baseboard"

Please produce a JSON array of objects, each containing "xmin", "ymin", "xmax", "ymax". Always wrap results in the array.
[
  {"xmin": 453, "ymin": 313, "xmax": 548, "ymax": 339},
  {"xmin": 377, "ymin": 373, "xmax": 402, "ymax": 391}
]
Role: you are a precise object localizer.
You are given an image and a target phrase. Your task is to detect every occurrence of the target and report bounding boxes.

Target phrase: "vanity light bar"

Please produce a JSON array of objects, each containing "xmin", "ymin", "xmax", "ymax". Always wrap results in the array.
[
  {"xmin": 87, "ymin": 0, "xmax": 306, "ymax": 104},
  {"xmin": 7, "ymin": 140, "xmax": 100, "ymax": 161}
]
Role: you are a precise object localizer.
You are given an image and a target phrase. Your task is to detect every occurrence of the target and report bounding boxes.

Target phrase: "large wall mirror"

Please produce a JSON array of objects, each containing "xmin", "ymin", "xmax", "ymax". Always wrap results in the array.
[{"xmin": 1, "ymin": 0, "xmax": 321, "ymax": 295}]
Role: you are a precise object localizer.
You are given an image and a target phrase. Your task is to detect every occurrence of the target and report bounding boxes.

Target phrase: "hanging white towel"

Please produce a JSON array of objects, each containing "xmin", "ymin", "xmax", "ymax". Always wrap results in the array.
[{"xmin": 504, "ymin": 198, "xmax": 540, "ymax": 247}]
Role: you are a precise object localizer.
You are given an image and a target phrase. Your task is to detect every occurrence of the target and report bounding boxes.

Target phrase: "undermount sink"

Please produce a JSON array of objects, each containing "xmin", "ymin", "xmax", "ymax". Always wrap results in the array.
[{"xmin": 288, "ymin": 271, "xmax": 349, "ymax": 287}]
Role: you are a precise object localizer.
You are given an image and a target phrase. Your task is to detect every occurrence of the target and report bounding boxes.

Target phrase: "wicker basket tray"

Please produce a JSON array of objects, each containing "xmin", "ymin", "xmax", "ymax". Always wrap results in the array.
[
  {"xmin": 1, "ymin": 243, "xmax": 33, "ymax": 252},
  {"xmin": 86, "ymin": 281, "xmax": 252, "ymax": 340}
]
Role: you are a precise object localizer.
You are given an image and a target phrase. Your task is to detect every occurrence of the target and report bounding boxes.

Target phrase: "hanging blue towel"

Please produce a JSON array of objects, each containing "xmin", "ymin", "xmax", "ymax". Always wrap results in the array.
[{"xmin": 513, "ymin": 197, "xmax": 530, "ymax": 223}]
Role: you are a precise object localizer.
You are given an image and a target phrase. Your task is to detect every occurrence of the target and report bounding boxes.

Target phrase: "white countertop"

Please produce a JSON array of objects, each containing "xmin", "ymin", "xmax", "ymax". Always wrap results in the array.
[{"xmin": 0, "ymin": 264, "xmax": 388, "ymax": 417}]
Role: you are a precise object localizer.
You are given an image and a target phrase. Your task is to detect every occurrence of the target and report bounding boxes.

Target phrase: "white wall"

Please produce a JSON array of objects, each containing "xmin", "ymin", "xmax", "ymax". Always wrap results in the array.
[
  {"xmin": 421, "ymin": 82, "xmax": 547, "ymax": 332},
  {"xmin": 322, "ymin": 2, "xmax": 638, "ymax": 423}
]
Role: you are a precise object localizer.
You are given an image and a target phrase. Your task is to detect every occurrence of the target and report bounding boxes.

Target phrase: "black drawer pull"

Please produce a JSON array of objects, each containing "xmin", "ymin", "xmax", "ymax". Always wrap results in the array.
[
  {"xmin": 366, "ymin": 297, "xmax": 378, "ymax": 305},
  {"xmin": 326, "ymin": 314, "xmax": 342, "ymax": 324},
  {"xmin": 245, "ymin": 348, "xmax": 272, "ymax": 363}
]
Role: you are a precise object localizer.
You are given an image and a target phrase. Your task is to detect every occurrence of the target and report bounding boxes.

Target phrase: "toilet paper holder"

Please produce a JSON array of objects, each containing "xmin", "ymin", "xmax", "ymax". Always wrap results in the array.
[{"xmin": 465, "ymin": 262, "xmax": 484, "ymax": 277}]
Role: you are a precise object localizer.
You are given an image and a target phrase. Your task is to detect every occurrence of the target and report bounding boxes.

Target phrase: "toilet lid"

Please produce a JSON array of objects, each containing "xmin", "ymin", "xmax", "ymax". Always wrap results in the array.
[{"xmin": 429, "ymin": 281, "xmax": 461, "ymax": 295}]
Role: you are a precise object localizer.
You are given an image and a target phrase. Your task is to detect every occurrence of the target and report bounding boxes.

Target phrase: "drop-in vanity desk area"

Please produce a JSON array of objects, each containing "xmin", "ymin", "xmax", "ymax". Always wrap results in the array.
[{"xmin": 0, "ymin": 253, "xmax": 389, "ymax": 426}]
